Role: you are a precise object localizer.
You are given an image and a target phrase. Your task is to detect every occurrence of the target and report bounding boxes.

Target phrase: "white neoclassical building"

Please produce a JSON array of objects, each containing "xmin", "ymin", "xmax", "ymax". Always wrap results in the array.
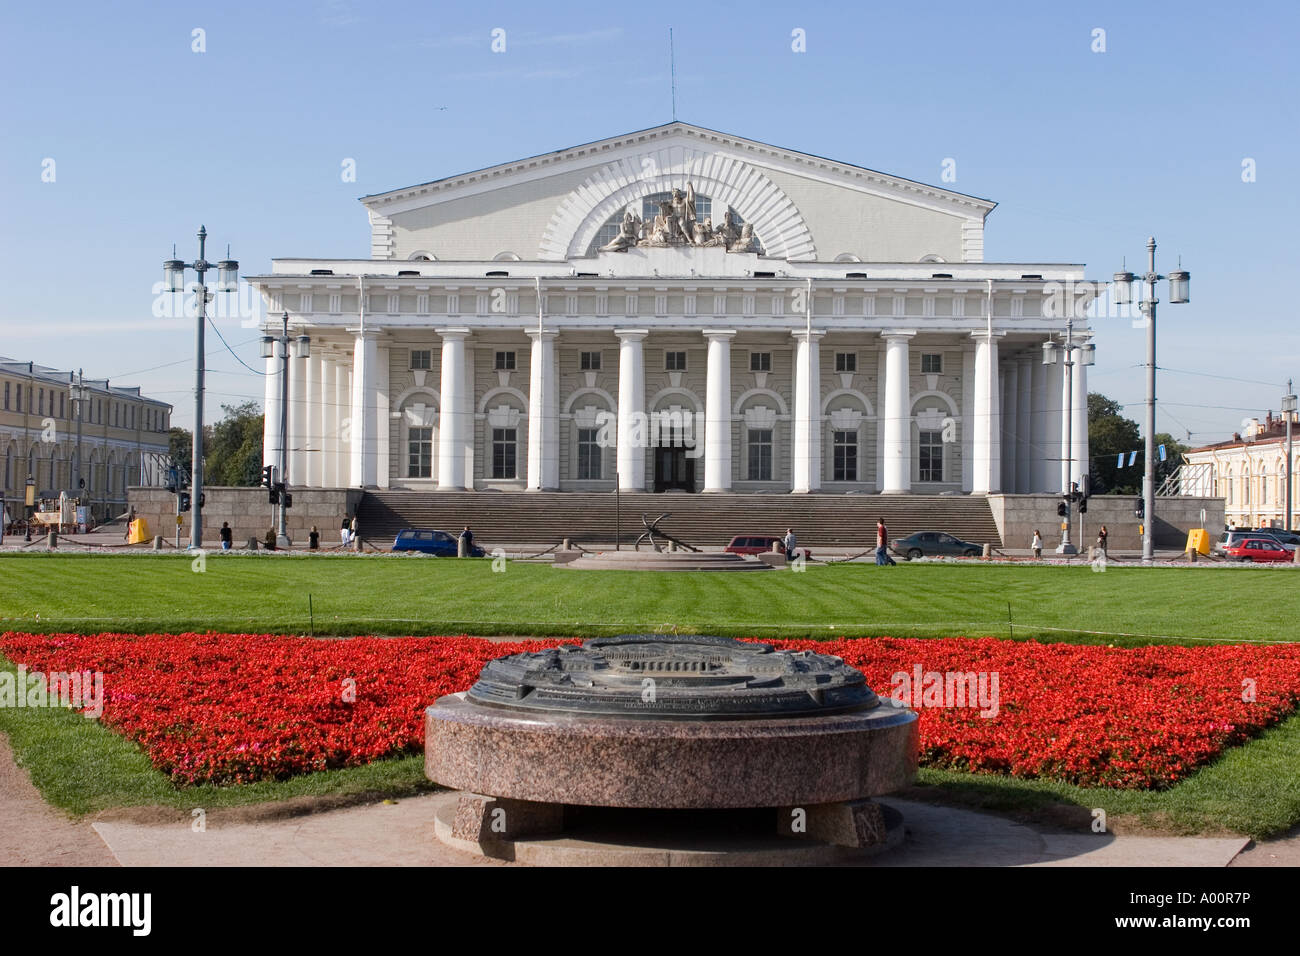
[{"xmin": 248, "ymin": 123, "xmax": 1092, "ymax": 496}]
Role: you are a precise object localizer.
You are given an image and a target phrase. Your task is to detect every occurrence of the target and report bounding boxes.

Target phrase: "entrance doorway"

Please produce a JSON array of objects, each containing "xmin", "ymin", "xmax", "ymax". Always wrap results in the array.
[{"xmin": 653, "ymin": 425, "xmax": 696, "ymax": 492}]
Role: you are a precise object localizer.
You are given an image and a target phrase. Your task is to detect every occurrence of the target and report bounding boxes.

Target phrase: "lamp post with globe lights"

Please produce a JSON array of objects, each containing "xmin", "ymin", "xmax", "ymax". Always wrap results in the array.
[
  {"xmin": 163, "ymin": 227, "xmax": 239, "ymax": 550},
  {"xmin": 1113, "ymin": 237, "xmax": 1190, "ymax": 565}
]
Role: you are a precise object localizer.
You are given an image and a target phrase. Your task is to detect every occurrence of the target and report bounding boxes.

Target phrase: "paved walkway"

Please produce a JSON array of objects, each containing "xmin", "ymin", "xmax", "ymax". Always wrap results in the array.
[{"xmin": 83, "ymin": 791, "xmax": 1257, "ymax": 868}]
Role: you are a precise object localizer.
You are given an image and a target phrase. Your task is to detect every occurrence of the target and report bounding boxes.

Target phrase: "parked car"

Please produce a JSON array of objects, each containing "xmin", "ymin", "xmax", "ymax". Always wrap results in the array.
[
  {"xmin": 724, "ymin": 535, "xmax": 810, "ymax": 560},
  {"xmin": 1215, "ymin": 529, "xmax": 1296, "ymax": 555},
  {"xmin": 891, "ymin": 531, "xmax": 982, "ymax": 560},
  {"xmin": 1223, "ymin": 537, "xmax": 1294, "ymax": 563},
  {"xmin": 391, "ymin": 529, "xmax": 485, "ymax": 557}
]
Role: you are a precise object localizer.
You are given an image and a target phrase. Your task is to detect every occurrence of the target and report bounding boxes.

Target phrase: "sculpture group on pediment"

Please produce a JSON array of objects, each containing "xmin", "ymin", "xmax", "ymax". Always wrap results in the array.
[{"xmin": 599, "ymin": 182, "xmax": 759, "ymax": 253}]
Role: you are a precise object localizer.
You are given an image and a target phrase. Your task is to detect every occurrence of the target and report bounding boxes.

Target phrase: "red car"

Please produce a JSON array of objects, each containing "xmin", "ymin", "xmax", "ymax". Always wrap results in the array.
[
  {"xmin": 1223, "ymin": 537, "xmax": 1294, "ymax": 563},
  {"xmin": 724, "ymin": 535, "xmax": 811, "ymax": 560}
]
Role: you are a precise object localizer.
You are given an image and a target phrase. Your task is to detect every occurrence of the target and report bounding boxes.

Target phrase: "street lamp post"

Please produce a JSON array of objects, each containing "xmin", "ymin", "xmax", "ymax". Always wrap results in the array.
[
  {"xmin": 1113, "ymin": 237, "xmax": 1190, "ymax": 565},
  {"xmin": 164, "ymin": 227, "xmax": 239, "ymax": 550},
  {"xmin": 1283, "ymin": 382, "xmax": 1296, "ymax": 532},
  {"xmin": 261, "ymin": 312, "xmax": 310, "ymax": 547},
  {"xmin": 1041, "ymin": 319, "xmax": 1095, "ymax": 555}
]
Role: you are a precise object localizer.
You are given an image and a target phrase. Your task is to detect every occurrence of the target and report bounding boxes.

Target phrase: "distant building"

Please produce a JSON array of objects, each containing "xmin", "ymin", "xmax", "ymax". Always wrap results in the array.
[
  {"xmin": 1182, "ymin": 412, "xmax": 1298, "ymax": 529},
  {"xmin": 0, "ymin": 357, "xmax": 172, "ymax": 523}
]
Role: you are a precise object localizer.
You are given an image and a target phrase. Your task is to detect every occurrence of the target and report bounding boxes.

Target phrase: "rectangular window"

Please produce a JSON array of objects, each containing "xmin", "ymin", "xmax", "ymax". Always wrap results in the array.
[
  {"xmin": 665, "ymin": 351, "xmax": 687, "ymax": 371},
  {"xmin": 59, "ymin": 393, "xmax": 65, "ymax": 419},
  {"xmin": 750, "ymin": 352, "xmax": 771, "ymax": 372},
  {"xmin": 833, "ymin": 431, "xmax": 858, "ymax": 481},
  {"xmin": 747, "ymin": 428, "xmax": 773, "ymax": 481},
  {"xmin": 494, "ymin": 351, "xmax": 516, "ymax": 371},
  {"xmin": 580, "ymin": 351, "xmax": 602, "ymax": 371},
  {"xmin": 492, "ymin": 428, "xmax": 517, "ymax": 479},
  {"xmin": 407, "ymin": 427, "xmax": 433, "ymax": 478},
  {"xmin": 15, "ymin": 384, "xmax": 20, "ymax": 412},
  {"xmin": 3, "ymin": 382, "xmax": 8, "ymax": 409},
  {"xmin": 410, "ymin": 349, "xmax": 432, "ymax": 370},
  {"xmin": 38, "ymin": 389, "xmax": 44, "ymax": 415},
  {"xmin": 921, "ymin": 353, "xmax": 943, "ymax": 374},
  {"xmin": 835, "ymin": 352, "xmax": 856, "ymax": 373},
  {"xmin": 577, "ymin": 427, "xmax": 601, "ymax": 479},
  {"xmin": 919, "ymin": 430, "xmax": 944, "ymax": 482}
]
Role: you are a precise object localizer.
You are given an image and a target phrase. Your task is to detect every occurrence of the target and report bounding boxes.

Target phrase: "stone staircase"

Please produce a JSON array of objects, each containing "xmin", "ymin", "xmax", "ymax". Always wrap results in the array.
[{"xmin": 356, "ymin": 491, "xmax": 1003, "ymax": 552}]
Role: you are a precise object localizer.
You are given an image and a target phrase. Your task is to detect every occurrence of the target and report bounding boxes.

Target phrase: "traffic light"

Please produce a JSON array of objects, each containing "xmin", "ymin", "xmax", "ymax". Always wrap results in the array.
[
  {"xmin": 1135, "ymin": 498, "xmax": 1145, "ymax": 519},
  {"xmin": 283, "ymin": 492, "xmax": 293, "ymax": 509},
  {"xmin": 1078, "ymin": 496, "xmax": 1087, "ymax": 514},
  {"xmin": 1057, "ymin": 499, "xmax": 1068, "ymax": 517},
  {"xmin": 261, "ymin": 465, "xmax": 274, "ymax": 488},
  {"xmin": 269, "ymin": 487, "xmax": 279, "ymax": 505},
  {"xmin": 178, "ymin": 491, "xmax": 192, "ymax": 513},
  {"xmin": 198, "ymin": 493, "xmax": 205, "ymax": 508}
]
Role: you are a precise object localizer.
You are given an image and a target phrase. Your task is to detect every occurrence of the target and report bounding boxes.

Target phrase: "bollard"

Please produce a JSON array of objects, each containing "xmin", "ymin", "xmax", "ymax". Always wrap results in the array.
[
  {"xmin": 982, "ymin": 543, "xmax": 991, "ymax": 559},
  {"xmin": 669, "ymin": 540, "xmax": 677, "ymax": 553},
  {"xmin": 1189, "ymin": 548, "xmax": 1197, "ymax": 563},
  {"xmin": 773, "ymin": 542, "xmax": 783, "ymax": 553},
  {"xmin": 562, "ymin": 537, "xmax": 571, "ymax": 551},
  {"xmin": 457, "ymin": 537, "xmax": 467, "ymax": 558},
  {"xmin": 47, "ymin": 531, "xmax": 57, "ymax": 550},
  {"xmin": 153, "ymin": 536, "xmax": 163, "ymax": 551},
  {"xmin": 1294, "ymin": 546, "xmax": 1300, "ymax": 565},
  {"xmin": 1087, "ymin": 546, "xmax": 1095, "ymax": 562},
  {"xmin": 246, "ymin": 537, "xmax": 259, "ymax": 550}
]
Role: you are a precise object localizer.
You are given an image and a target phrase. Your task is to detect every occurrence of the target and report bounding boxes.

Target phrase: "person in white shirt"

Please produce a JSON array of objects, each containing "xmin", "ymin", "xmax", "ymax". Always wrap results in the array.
[
  {"xmin": 782, "ymin": 528, "xmax": 797, "ymax": 559},
  {"xmin": 1031, "ymin": 530, "xmax": 1043, "ymax": 559}
]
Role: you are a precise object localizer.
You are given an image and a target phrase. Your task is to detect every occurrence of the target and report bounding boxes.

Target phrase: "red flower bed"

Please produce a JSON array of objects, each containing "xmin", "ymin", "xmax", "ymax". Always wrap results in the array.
[{"xmin": 2, "ymin": 632, "xmax": 1298, "ymax": 790}]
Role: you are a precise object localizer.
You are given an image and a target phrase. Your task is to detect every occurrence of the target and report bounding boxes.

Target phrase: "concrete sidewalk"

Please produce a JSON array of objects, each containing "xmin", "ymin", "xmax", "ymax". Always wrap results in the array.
[{"xmin": 87, "ymin": 791, "xmax": 1253, "ymax": 868}]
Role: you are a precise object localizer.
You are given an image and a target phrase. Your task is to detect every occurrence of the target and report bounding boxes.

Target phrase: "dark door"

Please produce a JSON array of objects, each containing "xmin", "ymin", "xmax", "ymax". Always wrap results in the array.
[{"xmin": 653, "ymin": 445, "xmax": 695, "ymax": 492}]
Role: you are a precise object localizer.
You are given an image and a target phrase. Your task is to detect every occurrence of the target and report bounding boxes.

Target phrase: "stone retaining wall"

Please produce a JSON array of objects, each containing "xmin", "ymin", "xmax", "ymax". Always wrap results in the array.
[
  {"xmin": 127, "ymin": 486, "xmax": 364, "ymax": 548},
  {"xmin": 988, "ymin": 494, "xmax": 1225, "ymax": 553}
]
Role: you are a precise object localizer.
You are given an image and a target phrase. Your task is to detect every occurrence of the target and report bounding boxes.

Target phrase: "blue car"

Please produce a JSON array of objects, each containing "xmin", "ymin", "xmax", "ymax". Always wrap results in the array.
[{"xmin": 391, "ymin": 529, "xmax": 485, "ymax": 557}]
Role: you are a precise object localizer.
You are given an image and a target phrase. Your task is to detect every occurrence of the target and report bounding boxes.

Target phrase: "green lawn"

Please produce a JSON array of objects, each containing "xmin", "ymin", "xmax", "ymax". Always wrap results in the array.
[
  {"xmin": 2, "ymin": 552, "xmax": 1298, "ymax": 839},
  {"xmin": 2, "ymin": 639, "xmax": 1295, "ymax": 837},
  {"xmin": 1, "ymin": 552, "xmax": 1297, "ymax": 645}
]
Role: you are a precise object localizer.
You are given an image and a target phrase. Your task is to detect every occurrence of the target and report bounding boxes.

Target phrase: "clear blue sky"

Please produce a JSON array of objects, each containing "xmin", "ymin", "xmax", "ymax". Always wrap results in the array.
[{"xmin": 2, "ymin": 0, "xmax": 1296, "ymax": 445}]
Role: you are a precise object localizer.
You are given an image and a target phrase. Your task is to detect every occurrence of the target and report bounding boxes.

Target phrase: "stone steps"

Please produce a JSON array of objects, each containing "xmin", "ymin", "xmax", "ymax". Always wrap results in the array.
[{"xmin": 356, "ymin": 491, "xmax": 1003, "ymax": 551}]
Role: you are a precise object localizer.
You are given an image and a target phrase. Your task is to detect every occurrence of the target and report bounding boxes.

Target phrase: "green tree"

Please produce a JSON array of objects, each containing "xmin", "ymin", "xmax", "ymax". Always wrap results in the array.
[
  {"xmin": 167, "ymin": 426, "xmax": 193, "ymax": 481},
  {"xmin": 1088, "ymin": 393, "xmax": 1141, "ymax": 495},
  {"xmin": 206, "ymin": 402, "xmax": 265, "ymax": 486}
]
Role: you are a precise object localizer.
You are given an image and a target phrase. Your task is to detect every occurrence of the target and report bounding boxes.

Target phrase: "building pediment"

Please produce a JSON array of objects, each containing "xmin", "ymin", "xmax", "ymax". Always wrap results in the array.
[{"xmin": 360, "ymin": 123, "xmax": 996, "ymax": 266}]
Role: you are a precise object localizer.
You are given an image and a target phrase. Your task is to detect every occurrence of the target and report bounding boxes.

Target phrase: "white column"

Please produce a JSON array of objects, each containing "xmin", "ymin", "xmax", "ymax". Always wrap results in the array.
[
  {"xmin": 880, "ymin": 331, "xmax": 915, "ymax": 494},
  {"xmin": 526, "ymin": 330, "xmax": 559, "ymax": 490},
  {"xmin": 375, "ymin": 344, "xmax": 390, "ymax": 489},
  {"xmin": 703, "ymin": 329, "xmax": 736, "ymax": 492},
  {"xmin": 305, "ymin": 351, "xmax": 323, "ymax": 487},
  {"xmin": 1059, "ymin": 353, "xmax": 1072, "ymax": 493},
  {"xmin": 350, "ymin": 332, "xmax": 380, "ymax": 487},
  {"xmin": 289, "ymin": 350, "xmax": 309, "ymax": 487},
  {"xmin": 790, "ymin": 330, "xmax": 823, "ymax": 493},
  {"xmin": 1071, "ymin": 343, "xmax": 1089, "ymax": 491},
  {"xmin": 1016, "ymin": 356, "xmax": 1034, "ymax": 493},
  {"xmin": 262, "ymin": 351, "xmax": 282, "ymax": 472},
  {"xmin": 971, "ymin": 331, "xmax": 1002, "ymax": 494},
  {"xmin": 321, "ymin": 358, "xmax": 337, "ymax": 487},
  {"xmin": 616, "ymin": 330, "xmax": 647, "ymax": 491},
  {"xmin": 437, "ymin": 329, "xmax": 470, "ymax": 490},
  {"xmin": 1033, "ymin": 356, "xmax": 1055, "ymax": 493},
  {"xmin": 1002, "ymin": 360, "xmax": 1018, "ymax": 494},
  {"xmin": 461, "ymin": 344, "xmax": 475, "ymax": 489}
]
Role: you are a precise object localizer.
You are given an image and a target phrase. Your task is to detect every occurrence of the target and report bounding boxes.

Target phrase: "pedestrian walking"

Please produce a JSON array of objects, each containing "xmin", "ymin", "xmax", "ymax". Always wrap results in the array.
[
  {"xmin": 459, "ymin": 525, "xmax": 474, "ymax": 556},
  {"xmin": 1031, "ymin": 529, "xmax": 1042, "ymax": 560},
  {"xmin": 1096, "ymin": 525, "xmax": 1108, "ymax": 556},
  {"xmin": 220, "ymin": 521, "xmax": 233, "ymax": 551},
  {"xmin": 875, "ymin": 518, "xmax": 896, "ymax": 566},
  {"xmin": 124, "ymin": 506, "xmax": 136, "ymax": 542},
  {"xmin": 309, "ymin": 525, "xmax": 320, "ymax": 550},
  {"xmin": 782, "ymin": 527, "xmax": 797, "ymax": 560}
]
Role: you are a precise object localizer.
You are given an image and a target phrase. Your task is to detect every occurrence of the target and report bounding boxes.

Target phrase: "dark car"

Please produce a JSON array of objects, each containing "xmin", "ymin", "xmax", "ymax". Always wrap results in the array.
[
  {"xmin": 724, "ymin": 535, "xmax": 810, "ymax": 560},
  {"xmin": 392, "ymin": 529, "xmax": 485, "ymax": 557},
  {"xmin": 891, "ymin": 531, "xmax": 982, "ymax": 560}
]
